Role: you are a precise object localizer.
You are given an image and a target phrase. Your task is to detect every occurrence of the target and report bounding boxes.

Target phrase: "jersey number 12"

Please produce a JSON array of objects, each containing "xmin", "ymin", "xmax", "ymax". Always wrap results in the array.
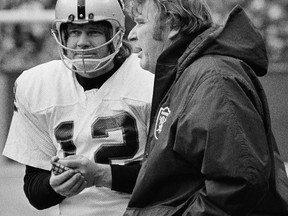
[{"xmin": 54, "ymin": 112, "xmax": 140, "ymax": 164}]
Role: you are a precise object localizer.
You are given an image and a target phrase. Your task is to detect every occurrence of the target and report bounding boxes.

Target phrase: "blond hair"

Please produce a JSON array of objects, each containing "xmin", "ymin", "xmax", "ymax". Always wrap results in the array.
[{"xmin": 127, "ymin": 0, "xmax": 212, "ymax": 40}]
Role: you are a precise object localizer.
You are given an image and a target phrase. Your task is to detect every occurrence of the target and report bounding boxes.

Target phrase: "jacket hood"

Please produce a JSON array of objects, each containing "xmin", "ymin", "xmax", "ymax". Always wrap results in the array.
[{"xmin": 178, "ymin": 5, "xmax": 268, "ymax": 77}]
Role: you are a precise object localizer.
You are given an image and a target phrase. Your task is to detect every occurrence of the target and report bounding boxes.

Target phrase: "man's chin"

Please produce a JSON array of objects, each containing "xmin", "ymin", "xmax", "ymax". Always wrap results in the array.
[
  {"xmin": 74, "ymin": 63, "xmax": 97, "ymax": 72},
  {"xmin": 140, "ymin": 61, "xmax": 155, "ymax": 74}
]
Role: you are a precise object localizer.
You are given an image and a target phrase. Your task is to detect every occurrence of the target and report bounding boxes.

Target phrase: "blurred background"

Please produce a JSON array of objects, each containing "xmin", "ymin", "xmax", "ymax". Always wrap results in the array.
[{"xmin": 0, "ymin": 0, "xmax": 287, "ymax": 215}]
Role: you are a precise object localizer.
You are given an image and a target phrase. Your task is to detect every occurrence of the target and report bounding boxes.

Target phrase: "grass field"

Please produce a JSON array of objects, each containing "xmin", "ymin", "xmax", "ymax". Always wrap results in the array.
[{"xmin": 0, "ymin": 156, "xmax": 58, "ymax": 216}]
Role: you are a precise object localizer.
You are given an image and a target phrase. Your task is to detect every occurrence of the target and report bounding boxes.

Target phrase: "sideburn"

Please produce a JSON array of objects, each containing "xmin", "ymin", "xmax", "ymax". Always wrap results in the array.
[
  {"xmin": 152, "ymin": 22, "xmax": 166, "ymax": 41},
  {"xmin": 152, "ymin": 11, "xmax": 171, "ymax": 41}
]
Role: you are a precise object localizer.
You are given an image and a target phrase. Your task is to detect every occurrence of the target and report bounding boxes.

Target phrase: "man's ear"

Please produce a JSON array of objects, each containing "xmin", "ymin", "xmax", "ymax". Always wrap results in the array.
[{"xmin": 168, "ymin": 28, "xmax": 180, "ymax": 40}]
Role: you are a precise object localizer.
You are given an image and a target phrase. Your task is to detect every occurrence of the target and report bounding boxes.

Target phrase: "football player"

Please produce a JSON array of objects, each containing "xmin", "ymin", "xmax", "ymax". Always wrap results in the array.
[{"xmin": 2, "ymin": 0, "xmax": 153, "ymax": 215}]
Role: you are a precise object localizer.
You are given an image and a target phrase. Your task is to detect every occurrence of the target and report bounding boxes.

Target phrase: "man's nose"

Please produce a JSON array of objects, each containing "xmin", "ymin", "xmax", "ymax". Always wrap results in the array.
[
  {"xmin": 128, "ymin": 26, "xmax": 137, "ymax": 42},
  {"xmin": 77, "ymin": 32, "xmax": 91, "ymax": 49}
]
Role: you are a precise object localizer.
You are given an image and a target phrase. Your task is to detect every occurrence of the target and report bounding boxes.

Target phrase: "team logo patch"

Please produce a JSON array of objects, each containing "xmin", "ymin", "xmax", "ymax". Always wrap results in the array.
[{"xmin": 154, "ymin": 107, "xmax": 171, "ymax": 140}]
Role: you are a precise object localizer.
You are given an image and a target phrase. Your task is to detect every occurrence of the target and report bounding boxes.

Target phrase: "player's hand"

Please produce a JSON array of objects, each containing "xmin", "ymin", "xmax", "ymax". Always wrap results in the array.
[
  {"xmin": 57, "ymin": 155, "xmax": 112, "ymax": 188},
  {"xmin": 50, "ymin": 157, "xmax": 87, "ymax": 197}
]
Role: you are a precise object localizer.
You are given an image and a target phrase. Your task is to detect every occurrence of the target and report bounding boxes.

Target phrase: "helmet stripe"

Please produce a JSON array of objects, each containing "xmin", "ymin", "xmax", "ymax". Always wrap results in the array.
[
  {"xmin": 117, "ymin": 0, "xmax": 124, "ymax": 10},
  {"xmin": 77, "ymin": 0, "xmax": 86, "ymax": 20}
]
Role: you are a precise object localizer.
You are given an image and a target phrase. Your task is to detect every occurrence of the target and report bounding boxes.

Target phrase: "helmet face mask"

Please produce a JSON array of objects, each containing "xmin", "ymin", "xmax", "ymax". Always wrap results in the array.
[{"xmin": 51, "ymin": 0, "xmax": 125, "ymax": 77}]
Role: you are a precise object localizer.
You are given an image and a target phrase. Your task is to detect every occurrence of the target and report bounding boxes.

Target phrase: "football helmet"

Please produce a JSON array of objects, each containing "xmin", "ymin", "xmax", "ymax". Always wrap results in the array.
[{"xmin": 51, "ymin": 0, "xmax": 125, "ymax": 76}]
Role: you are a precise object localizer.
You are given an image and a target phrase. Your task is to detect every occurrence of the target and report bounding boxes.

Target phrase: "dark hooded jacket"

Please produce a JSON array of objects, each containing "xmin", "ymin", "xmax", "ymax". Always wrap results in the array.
[{"xmin": 124, "ymin": 6, "xmax": 288, "ymax": 216}]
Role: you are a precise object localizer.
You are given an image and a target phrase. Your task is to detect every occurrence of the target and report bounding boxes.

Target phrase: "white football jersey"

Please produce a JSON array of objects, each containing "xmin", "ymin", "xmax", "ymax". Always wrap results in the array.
[{"xmin": 3, "ymin": 54, "xmax": 154, "ymax": 216}]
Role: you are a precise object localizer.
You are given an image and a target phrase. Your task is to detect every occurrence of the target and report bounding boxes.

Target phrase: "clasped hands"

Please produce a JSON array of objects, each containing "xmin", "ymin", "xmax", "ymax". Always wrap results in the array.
[{"xmin": 49, "ymin": 155, "xmax": 111, "ymax": 197}]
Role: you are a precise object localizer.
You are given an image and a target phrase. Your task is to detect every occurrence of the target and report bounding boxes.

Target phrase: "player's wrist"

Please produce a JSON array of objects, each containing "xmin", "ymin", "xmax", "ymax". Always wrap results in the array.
[{"xmin": 93, "ymin": 163, "xmax": 112, "ymax": 189}]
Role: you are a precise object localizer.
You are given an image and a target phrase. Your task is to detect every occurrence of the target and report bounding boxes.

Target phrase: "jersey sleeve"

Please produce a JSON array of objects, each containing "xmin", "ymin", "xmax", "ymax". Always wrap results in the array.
[{"xmin": 3, "ymin": 79, "xmax": 56, "ymax": 170}]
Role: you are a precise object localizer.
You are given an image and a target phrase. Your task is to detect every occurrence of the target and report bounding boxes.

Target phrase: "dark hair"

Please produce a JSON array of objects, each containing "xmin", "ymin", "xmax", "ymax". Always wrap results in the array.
[{"xmin": 115, "ymin": 40, "xmax": 132, "ymax": 65}]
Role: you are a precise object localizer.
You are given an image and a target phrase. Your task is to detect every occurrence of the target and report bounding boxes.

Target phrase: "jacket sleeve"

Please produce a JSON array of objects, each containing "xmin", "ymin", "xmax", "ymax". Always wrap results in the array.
[
  {"xmin": 24, "ymin": 165, "xmax": 65, "ymax": 210},
  {"xmin": 174, "ymin": 73, "xmax": 271, "ymax": 216},
  {"xmin": 111, "ymin": 162, "xmax": 141, "ymax": 193}
]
